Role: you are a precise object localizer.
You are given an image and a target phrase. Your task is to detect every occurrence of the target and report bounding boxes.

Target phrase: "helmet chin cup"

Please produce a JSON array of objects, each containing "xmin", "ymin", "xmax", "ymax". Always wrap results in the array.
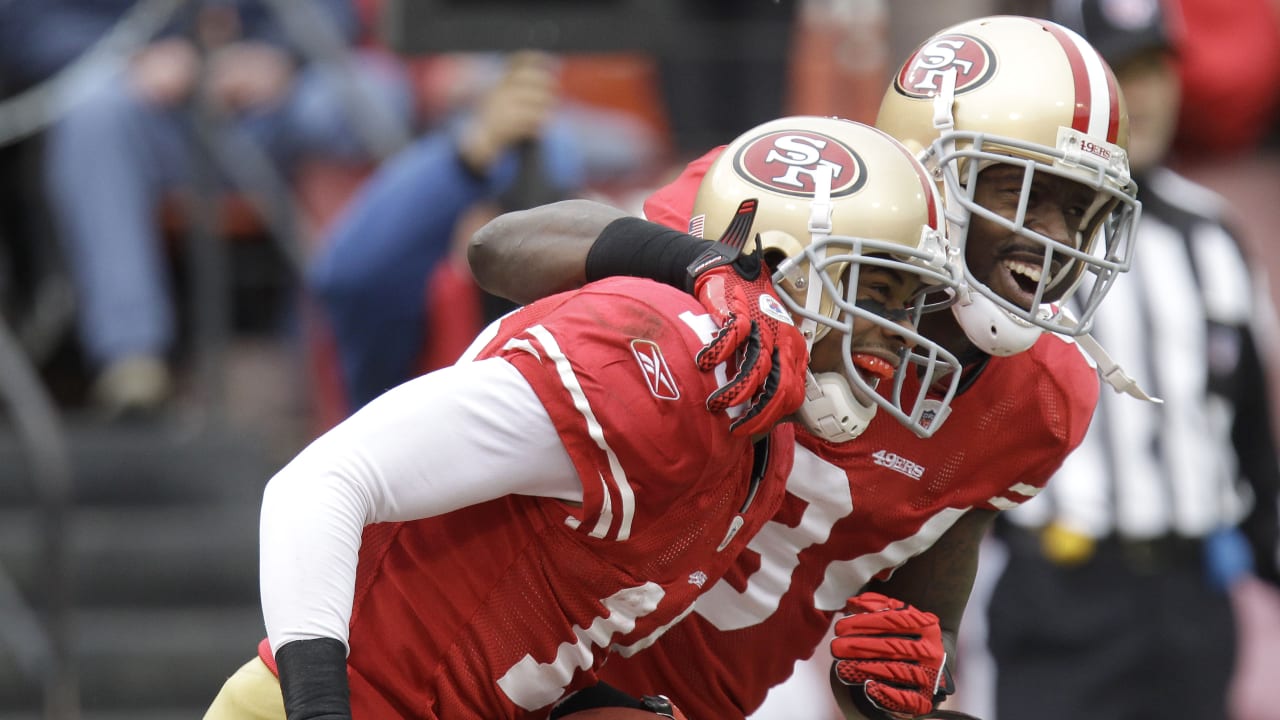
[
  {"xmin": 797, "ymin": 371, "xmax": 878, "ymax": 443},
  {"xmin": 952, "ymin": 292, "xmax": 1041, "ymax": 356}
]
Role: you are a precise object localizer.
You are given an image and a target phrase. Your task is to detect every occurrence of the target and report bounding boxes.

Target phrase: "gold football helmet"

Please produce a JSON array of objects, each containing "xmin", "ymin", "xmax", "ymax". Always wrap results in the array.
[
  {"xmin": 689, "ymin": 116, "xmax": 963, "ymax": 440},
  {"xmin": 877, "ymin": 15, "xmax": 1141, "ymax": 354}
]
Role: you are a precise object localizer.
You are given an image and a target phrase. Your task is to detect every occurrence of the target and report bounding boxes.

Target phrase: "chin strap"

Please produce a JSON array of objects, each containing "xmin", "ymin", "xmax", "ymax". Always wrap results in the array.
[
  {"xmin": 1057, "ymin": 312, "xmax": 1162, "ymax": 404},
  {"xmin": 796, "ymin": 163, "xmax": 835, "ymax": 348},
  {"xmin": 1074, "ymin": 332, "xmax": 1163, "ymax": 404},
  {"xmin": 797, "ymin": 371, "xmax": 877, "ymax": 443}
]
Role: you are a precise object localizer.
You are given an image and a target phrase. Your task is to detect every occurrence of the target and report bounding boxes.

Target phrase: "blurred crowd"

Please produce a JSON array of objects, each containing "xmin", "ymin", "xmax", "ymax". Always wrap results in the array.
[
  {"xmin": 1, "ymin": 0, "xmax": 1278, "ymax": 718},
  {"xmin": 0, "ymin": 0, "xmax": 672, "ymax": 430}
]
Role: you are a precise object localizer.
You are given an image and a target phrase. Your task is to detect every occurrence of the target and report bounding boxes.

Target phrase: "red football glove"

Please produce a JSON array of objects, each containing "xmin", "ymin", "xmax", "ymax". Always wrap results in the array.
[
  {"xmin": 688, "ymin": 200, "xmax": 808, "ymax": 437},
  {"xmin": 830, "ymin": 592, "xmax": 949, "ymax": 719}
]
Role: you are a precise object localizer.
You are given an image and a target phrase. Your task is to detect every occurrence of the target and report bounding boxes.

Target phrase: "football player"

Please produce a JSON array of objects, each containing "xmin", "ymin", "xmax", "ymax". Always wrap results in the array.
[
  {"xmin": 202, "ymin": 117, "xmax": 962, "ymax": 719},
  {"xmin": 467, "ymin": 15, "xmax": 1142, "ymax": 720}
]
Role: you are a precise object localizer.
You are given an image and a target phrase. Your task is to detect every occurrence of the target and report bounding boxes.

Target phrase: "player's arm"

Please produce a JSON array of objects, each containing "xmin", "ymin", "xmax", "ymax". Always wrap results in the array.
[
  {"xmin": 468, "ymin": 142, "xmax": 717, "ymax": 304},
  {"xmin": 470, "ymin": 198, "xmax": 807, "ymax": 437},
  {"xmin": 830, "ymin": 509, "xmax": 997, "ymax": 720},
  {"xmin": 1232, "ymin": 327, "xmax": 1280, "ymax": 587},
  {"xmin": 469, "ymin": 199, "xmax": 628, "ymax": 304},
  {"xmin": 262, "ymin": 358, "xmax": 580, "ymax": 719},
  {"xmin": 868, "ymin": 508, "xmax": 996, "ymax": 666}
]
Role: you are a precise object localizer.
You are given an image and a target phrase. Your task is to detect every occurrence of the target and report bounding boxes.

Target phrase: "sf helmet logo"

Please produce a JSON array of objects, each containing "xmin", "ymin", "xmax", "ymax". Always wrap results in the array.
[
  {"xmin": 733, "ymin": 130, "xmax": 866, "ymax": 198},
  {"xmin": 895, "ymin": 33, "xmax": 996, "ymax": 99}
]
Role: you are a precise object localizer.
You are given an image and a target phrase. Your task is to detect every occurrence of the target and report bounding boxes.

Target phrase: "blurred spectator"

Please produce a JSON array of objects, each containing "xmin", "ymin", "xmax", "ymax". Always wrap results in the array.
[
  {"xmin": 995, "ymin": 0, "xmax": 1280, "ymax": 160},
  {"xmin": 958, "ymin": 1, "xmax": 1280, "ymax": 719},
  {"xmin": 309, "ymin": 51, "xmax": 664, "ymax": 414},
  {"xmin": 1166, "ymin": 0, "xmax": 1280, "ymax": 161},
  {"xmin": 7, "ymin": 0, "xmax": 411, "ymax": 417},
  {"xmin": 653, "ymin": 0, "xmax": 794, "ymax": 158}
]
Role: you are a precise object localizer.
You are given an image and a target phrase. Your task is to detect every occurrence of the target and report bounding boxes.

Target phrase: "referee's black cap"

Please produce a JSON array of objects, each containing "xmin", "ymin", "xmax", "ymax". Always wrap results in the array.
[{"xmin": 1051, "ymin": 0, "xmax": 1176, "ymax": 69}]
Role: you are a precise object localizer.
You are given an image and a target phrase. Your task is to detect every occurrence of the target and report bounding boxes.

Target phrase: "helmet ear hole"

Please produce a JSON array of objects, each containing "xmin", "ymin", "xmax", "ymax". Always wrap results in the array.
[{"xmin": 761, "ymin": 247, "xmax": 788, "ymax": 272}]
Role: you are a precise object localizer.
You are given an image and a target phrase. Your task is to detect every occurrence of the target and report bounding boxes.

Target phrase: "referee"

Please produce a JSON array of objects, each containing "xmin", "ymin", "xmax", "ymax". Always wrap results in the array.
[{"xmin": 971, "ymin": 1, "xmax": 1280, "ymax": 718}]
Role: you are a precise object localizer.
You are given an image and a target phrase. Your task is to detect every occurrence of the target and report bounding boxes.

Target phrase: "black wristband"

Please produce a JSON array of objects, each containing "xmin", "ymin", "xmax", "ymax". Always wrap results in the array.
[
  {"xmin": 585, "ymin": 216, "xmax": 711, "ymax": 293},
  {"xmin": 275, "ymin": 637, "xmax": 352, "ymax": 720}
]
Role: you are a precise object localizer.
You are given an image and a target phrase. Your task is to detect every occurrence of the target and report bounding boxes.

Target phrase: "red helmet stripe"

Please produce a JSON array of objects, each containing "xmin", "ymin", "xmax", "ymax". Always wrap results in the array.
[
  {"xmin": 1040, "ymin": 20, "xmax": 1119, "ymax": 143},
  {"xmin": 1103, "ymin": 62, "xmax": 1121, "ymax": 143},
  {"xmin": 1040, "ymin": 21, "xmax": 1093, "ymax": 135}
]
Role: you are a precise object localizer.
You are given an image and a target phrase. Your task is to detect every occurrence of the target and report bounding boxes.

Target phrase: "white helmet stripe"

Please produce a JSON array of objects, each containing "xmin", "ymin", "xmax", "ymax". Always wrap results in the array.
[{"xmin": 1042, "ymin": 20, "xmax": 1121, "ymax": 143}]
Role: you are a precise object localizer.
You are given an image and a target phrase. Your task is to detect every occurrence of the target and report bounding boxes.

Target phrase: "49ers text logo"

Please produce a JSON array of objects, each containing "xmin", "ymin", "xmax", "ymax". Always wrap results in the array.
[
  {"xmin": 733, "ymin": 130, "xmax": 866, "ymax": 198},
  {"xmin": 894, "ymin": 33, "xmax": 996, "ymax": 99},
  {"xmin": 871, "ymin": 449, "xmax": 925, "ymax": 480}
]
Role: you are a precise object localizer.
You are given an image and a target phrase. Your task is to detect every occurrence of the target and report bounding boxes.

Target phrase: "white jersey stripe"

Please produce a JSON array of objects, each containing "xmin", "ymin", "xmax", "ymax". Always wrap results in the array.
[
  {"xmin": 458, "ymin": 313, "xmax": 508, "ymax": 363},
  {"xmin": 987, "ymin": 496, "xmax": 1022, "ymax": 511},
  {"xmin": 813, "ymin": 507, "xmax": 969, "ymax": 611},
  {"xmin": 594, "ymin": 472, "xmax": 614, "ymax": 539},
  {"xmin": 527, "ymin": 325, "xmax": 637, "ymax": 541},
  {"xmin": 1007, "ymin": 482, "xmax": 1043, "ymax": 499}
]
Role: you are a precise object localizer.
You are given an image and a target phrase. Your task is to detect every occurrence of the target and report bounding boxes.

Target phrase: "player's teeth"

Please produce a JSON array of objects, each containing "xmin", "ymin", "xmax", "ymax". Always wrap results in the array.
[{"xmin": 1003, "ymin": 259, "xmax": 1043, "ymax": 282}]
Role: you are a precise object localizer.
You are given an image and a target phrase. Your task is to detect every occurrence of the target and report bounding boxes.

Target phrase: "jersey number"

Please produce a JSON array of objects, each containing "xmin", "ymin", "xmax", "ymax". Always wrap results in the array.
[
  {"xmin": 693, "ymin": 450, "xmax": 854, "ymax": 630},
  {"xmin": 496, "ymin": 582, "xmax": 666, "ymax": 711}
]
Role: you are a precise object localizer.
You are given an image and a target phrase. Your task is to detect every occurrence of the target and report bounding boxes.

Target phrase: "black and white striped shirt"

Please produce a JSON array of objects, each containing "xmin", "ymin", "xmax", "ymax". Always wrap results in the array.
[{"xmin": 1007, "ymin": 167, "xmax": 1280, "ymax": 577}]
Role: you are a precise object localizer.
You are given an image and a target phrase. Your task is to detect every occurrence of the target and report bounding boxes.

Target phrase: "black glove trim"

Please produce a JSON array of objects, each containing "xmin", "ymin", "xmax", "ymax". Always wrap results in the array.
[
  {"xmin": 844, "ymin": 682, "xmax": 904, "ymax": 720},
  {"xmin": 935, "ymin": 663, "xmax": 956, "ymax": 704},
  {"xmin": 684, "ymin": 198, "xmax": 763, "ymax": 288},
  {"xmin": 685, "ymin": 240, "xmax": 763, "ymax": 288},
  {"xmin": 275, "ymin": 637, "xmax": 351, "ymax": 720}
]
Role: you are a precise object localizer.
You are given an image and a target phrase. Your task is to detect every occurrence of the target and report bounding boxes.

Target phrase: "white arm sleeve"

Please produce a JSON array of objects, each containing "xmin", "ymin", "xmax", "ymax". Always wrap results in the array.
[{"xmin": 260, "ymin": 357, "xmax": 581, "ymax": 654}]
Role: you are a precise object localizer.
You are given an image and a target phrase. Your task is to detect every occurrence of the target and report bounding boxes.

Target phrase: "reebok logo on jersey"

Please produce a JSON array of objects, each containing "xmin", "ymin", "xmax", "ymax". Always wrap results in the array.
[
  {"xmin": 631, "ymin": 339, "xmax": 680, "ymax": 400},
  {"xmin": 872, "ymin": 449, "xmax": 925, "ymax": 480},
  {"xmin": 688, "ymin": 570, "xmax": 708, "ymax": 588}
]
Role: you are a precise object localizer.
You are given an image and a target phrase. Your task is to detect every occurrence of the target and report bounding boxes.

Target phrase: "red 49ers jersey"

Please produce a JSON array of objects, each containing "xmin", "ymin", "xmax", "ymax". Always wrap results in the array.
[
  {"xmin": 261, "ymin": 277, "xmax": 792, "ymax": 719},
  {"xmin": 598, "ymin": 325, "xmax": 1099, "ymax": 716},
  {"xmin": 621, "ymin": 145, "xmax": 1100, "ymax": 718},
  {"xmin": 642, "ymin": 145, "xmax": 720, "ymax": 232}
]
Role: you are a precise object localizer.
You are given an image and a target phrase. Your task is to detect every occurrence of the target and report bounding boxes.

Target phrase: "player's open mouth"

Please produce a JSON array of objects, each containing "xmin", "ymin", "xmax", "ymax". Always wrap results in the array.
[
  {"xmin": 852, "ymin": 353, "xmax": 896, "ymax": 386},
  {"xmin": 993, "ymin": 256, "xmax": 1058, "ymax": 310}
]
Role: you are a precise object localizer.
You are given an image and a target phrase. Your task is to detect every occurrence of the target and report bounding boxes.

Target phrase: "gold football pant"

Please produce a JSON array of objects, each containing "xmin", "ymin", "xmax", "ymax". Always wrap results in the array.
[{"xmin": 204, "ymin": 657, "xmax": 286, "ymax": 720}]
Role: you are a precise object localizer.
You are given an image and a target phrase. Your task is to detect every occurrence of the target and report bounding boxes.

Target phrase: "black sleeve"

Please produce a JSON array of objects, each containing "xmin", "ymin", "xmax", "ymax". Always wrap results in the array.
[
  {"xmin": 275, "ymin": 637, "xmax": 352, "ymax": 720},
  {"xmin": 1231, "ymin": 329, "xmax": 1280, "ymax": 587}
]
